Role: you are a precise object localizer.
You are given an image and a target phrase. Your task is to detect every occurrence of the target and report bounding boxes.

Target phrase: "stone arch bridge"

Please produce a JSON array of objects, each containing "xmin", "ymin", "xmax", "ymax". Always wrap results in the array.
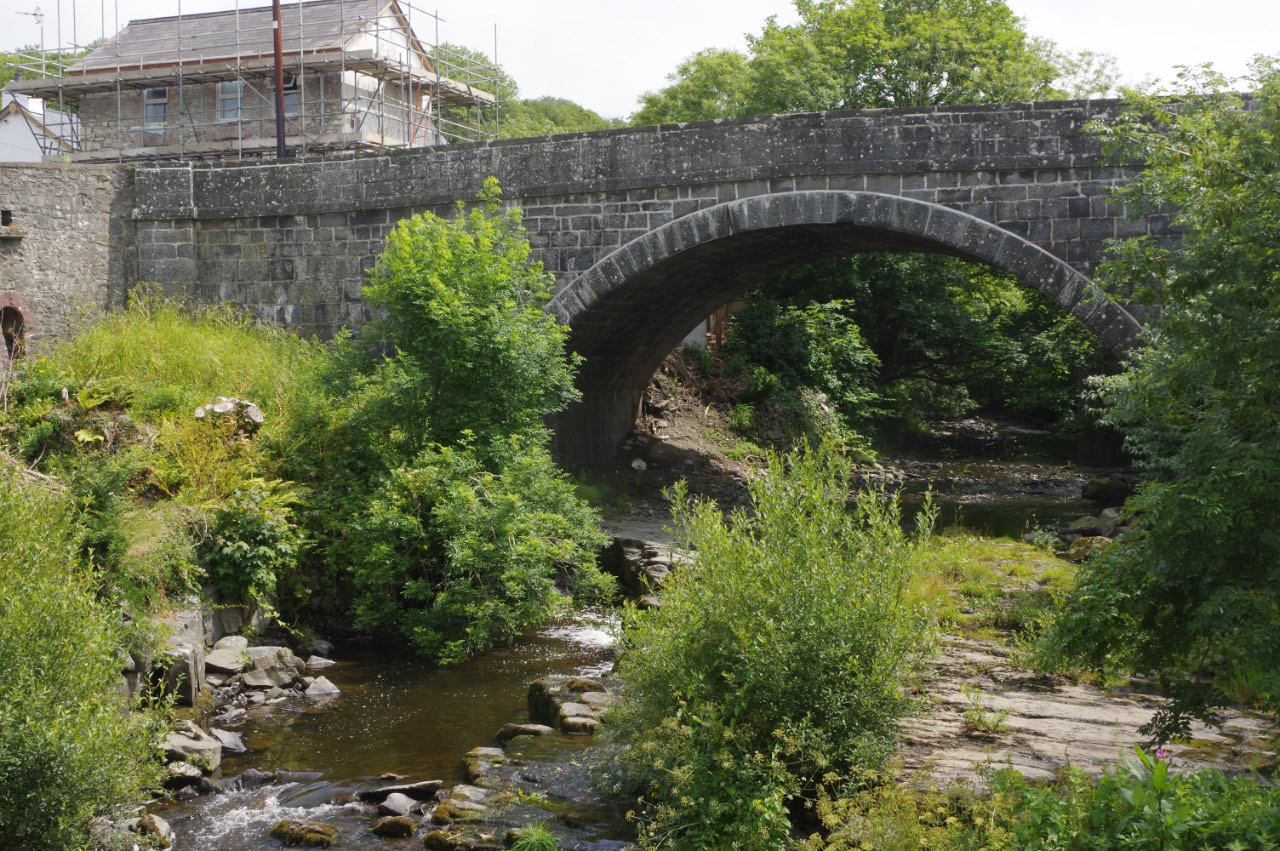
[{"xmin": 118, "ymin": 99, "xmax": 1164, "ymax": 465}]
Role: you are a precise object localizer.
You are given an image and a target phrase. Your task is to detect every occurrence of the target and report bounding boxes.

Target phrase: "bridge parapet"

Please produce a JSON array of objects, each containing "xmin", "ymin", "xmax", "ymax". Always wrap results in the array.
[{"xmin": 128, "ymin": 99, "xmax": 1169, "ymax": 339}]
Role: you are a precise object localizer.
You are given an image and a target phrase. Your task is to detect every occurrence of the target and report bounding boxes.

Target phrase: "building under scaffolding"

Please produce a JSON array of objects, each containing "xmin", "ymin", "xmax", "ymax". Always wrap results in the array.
[{"xmin": 3, "ymin": 0, "xmax": 501, "ymax": 162}]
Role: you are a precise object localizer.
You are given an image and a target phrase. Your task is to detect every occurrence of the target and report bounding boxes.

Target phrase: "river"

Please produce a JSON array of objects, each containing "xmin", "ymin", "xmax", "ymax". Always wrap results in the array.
[{"xmin": 157, "ymin": 430, "xmax": 1111, "ymax": 849}]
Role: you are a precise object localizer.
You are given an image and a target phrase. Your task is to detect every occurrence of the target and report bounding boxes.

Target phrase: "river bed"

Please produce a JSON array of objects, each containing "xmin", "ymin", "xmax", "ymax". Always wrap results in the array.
[
  {"xmin": 158, "ymin": 436, "xmax": 1111, "ymax": 849},
  {"xmin": 156, "ymin": 611, "xmax": 631, "ymax": 849}
]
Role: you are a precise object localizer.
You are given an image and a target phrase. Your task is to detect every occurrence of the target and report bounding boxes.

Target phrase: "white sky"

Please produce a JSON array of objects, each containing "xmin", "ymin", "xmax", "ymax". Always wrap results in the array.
[{"xmin": 3, "ymin": 0, "xmax": 1278, "ymax": 119}]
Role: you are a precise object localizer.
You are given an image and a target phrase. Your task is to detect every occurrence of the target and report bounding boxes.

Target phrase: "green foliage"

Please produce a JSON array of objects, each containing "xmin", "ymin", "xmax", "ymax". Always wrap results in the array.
[
  {"xmin": 722, "ymin": 257, "xmax": 1112, "ymax": 447},
  {"xmin": 630, "ymin": 0, "xmax": 1108, "ymax": 124},
  {"xmin": 632, "ymin": 48, "xmax": 751, "ymax": 125},
  {"xmin": 810, "ymin": 748, "xmax": 1280, "ymax": 850},
  {"xmin": 605, "ymin": 441, "xmax": 933, "ymax": 849},
  {"xmin": 363, "ymin": 177, "xmax": 580, "ymax": 455},
  {"xmin": 349, "ymin": 436, "xmax": 610, "ymax": 664},
  {"xmin": 23, "ymin": 295, "xmax": 325, "ymax": 428},
  {"xmin": 0, "ymin": 474, "xmax": 165, "ymax": 851},
  {"xmin": 1039, "ymin": 58, "xmax": 1280, "ymax": 739},
  {"xmin": 198, "ymin": 480, "xmax": 301, "ymax": 602},
  {"xmin": 509, "ymin": 823, "xmax": 558, "ymax": 851},
  {"xmin": 500, "ymin": 96, "xmax": 619, "ymax": 139}
]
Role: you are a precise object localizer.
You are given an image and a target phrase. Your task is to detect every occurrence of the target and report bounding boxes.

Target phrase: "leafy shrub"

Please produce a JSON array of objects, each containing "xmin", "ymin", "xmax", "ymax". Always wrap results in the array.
[
  {"xmin": 350, "ymin": 435, "xmax": 611, "ymax": 664},
  {"xmin": 810, "ymin": 747, "xmax": 1280, "ymax": 851},
  {"xmin": 198, "ymin": 480, "xmax": 301, "ymax": 602},
  {"xmin": 1039, "ymin": 59, "xmax": 1280, "ymax": 739},
  {"xmin": 605, "ymin": 441, "xmax": 933, "ymax": 849},
  {"xmin": 0, "ymin": 474, "xmax": 165, "ymax": 851},
  {"xmin": 362, "ymin": 177, "xmax": 580, "ymax": 456}
]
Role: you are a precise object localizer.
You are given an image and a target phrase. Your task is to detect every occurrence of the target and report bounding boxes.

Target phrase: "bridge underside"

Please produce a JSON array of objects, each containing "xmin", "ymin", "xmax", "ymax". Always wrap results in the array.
[{"xmin": 550, "ymin": 191, "xmax": 1141, "ymax": 468}]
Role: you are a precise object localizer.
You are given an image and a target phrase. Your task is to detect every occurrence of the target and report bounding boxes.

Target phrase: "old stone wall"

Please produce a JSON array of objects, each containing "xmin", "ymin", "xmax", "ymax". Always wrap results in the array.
[
  {"xmin": 130, "ymin": 99, "xmax": 1169, "ymax": 341},
  {"xmin": 0, "ymin": 163, "xmax": 133, "ymax": 353}
]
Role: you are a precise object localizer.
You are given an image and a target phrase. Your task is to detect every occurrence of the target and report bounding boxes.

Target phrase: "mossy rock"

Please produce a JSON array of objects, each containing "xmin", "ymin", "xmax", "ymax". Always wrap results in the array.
[
  {"xmin": 373, "ymin": 815, "xmax": 417, "ymax": 838},
  {"xmin": 269, "ymin": 819, "xmax": 339, "ymax": 847}
]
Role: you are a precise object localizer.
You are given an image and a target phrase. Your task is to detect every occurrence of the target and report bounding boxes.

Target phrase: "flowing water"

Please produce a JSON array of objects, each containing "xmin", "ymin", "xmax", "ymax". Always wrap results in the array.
[
  {"xmin": 160, "ymin": 425, "xmax": 1109, "ymax": 848},
  {"xmin": 897, "ymin": 425, "xmax": 1106, "ymax": 538},
  {"xmin": 156, "ymin": 611, "xmax": 632, "ymax": 849}
]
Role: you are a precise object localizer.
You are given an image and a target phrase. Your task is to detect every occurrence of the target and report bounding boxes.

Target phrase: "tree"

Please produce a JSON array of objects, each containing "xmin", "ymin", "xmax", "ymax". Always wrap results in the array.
[
  {"xmin": 499, "ymin": 96, "xmax": 619, "ymax": 139},
  {"xmin": 1039, "ymin": 57, "xmax": 1280, "ymax": 740},
  {"xmin": 746, "ymin": 0, "xmax": 1059, "ymax": 114},
  {"xmin": 632, "ymin": 48, "xmax": 751, "ymax": 125},
  {"xmin": 629, "ymin": 1, "xmax": 1121, "ymax": 124},
  {"xmin": 363, "ymin": 177, "xmax": 580, "ymax": 453},
  {"xmin": 348, "ymin": 179, "xmax": 610, "ymax": 662}
]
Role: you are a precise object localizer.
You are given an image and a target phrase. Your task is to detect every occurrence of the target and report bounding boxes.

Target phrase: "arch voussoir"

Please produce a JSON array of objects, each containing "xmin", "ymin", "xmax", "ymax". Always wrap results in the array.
[{"xmin": 552, "ymin": 189, "xmax": 1143, "ymax": 467}]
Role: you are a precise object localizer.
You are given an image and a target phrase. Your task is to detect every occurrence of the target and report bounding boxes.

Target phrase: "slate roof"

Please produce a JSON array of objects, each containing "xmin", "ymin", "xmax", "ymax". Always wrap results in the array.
[{"xmin": 69, "ymin": 0, "xmax": 399, "ymax": 73}]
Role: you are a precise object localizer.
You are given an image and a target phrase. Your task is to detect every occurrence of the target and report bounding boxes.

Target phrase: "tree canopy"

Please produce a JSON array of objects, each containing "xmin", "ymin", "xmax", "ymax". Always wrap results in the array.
[
  {"xmin": 1039, "ymin": 57, "xmax": 1280, "ymax": 740},
  {"xmin": 631, "ymin": 0, "xmax": 1117, "ymax": 125}
]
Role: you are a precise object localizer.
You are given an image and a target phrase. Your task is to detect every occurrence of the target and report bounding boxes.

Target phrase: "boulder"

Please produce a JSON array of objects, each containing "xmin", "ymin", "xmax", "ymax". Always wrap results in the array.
[
  {"xmin": 305, "ymin": 676, "xmax": 340, "ymax": 697},
  {"xmin": 240, "ymin": 669, "xmax": 274, "ymax": 690},
  {"xmin": 212, "ymin": 635, "xmax": 249, "ymax": 653},
  {"xmin": 131, "ymin": 814, "xmax": 173, "ymax": 849},
  {"xmin": 579, "ymin": 691, "xmax": 620, "ymax": 710},
  {"xmin": 306, "ymin": 656, "xmax": 336, "ymax": 669},
  {"xmin": 560, "ymin": 714, "xmax": 601, "ymax": 735},
  {"xmin": 210, "ymin": 728, "xmax": 247, "ymax": 755},
  {"xmin": 494, "ymin": 723, "xmax": 553, "ymax": 743},
  {"xmin": 1065, "ymin": 515, "xmax": 1107, "ymax": 538},
  {"xmin": 463, "ymin": 747, "xmax": 504, "ymax": 783},
  {"xmin": 205, "ymin": 647, "xmax": 247, "ymax": 675},
  {"xmin": 377, "ymin": 792, "xmax": 418, "ymax": 817},
  {"xmin": 1099, "ymin": 507, "xmax": 1124, "ymax": 537},
  {"xmin": 1068, "ymin": 536, "xmax": 1113, "ymax": 563},
  {"xmin": 269, "ymin": 819, "xmax": 339, "ymax": 847},
  {"xmin": 298, "ymin": 637, "xmax": 335, "ymax": 657},
  {"xmin": 162, "ymin": 721, "xmax": 222, "ymax": 774},
  {"xmin": 431, "ymin": 799, "xmax": 487, "ymax": 825},
  {"xmin": 358, "ymin": 779, "xmax": 443, "ymax": 803},
  {"xmin": 159, "ymin": 642, "xmax": 207, "ymax": 708},
  {"xmin": 1082, "ymin": 477, "xmax": 1132, "ymax": 506},
  {"xmin": 372, "ymin": 815, "xmax": 416, "ymax": 838}
]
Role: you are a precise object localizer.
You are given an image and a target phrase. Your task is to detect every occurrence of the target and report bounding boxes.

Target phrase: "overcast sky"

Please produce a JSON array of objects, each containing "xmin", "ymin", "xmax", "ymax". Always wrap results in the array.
[{"xmin": 5, "ymin": 0, "xmax": 1278, "ymax": 119}]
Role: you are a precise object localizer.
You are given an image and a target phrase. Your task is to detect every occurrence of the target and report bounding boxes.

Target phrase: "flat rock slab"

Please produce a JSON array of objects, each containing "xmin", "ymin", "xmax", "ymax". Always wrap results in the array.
[
  {"xmin": 358, "ymin": 778, "xmax": 443, "ymax": 803},
  {"xmin": 898, "ymin": 636, "xmax": 1276, "ymax": 787},
  {"xmin": 204, "ymin": 647, "xmax": 246, "ymax": 674},
  {"xmin": 210, "ymin": 728, "xmax": 246, "ymax": 755},
  {"xmin": 495, "ymin": 723, "xmax": 554, "ymax": 743}
]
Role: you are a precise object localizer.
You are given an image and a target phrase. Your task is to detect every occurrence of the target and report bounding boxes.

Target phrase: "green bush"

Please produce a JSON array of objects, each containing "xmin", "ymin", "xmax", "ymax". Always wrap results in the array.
[
  {"xmin": 0, "ymin": 474, "xmax": 164, "ymax": 851},
  {"xmin": 605, "ymin": 441, "xmax": 933, "ymax": 849},
  {"xmin": 362, "ymin": 177, "xmax": 580, "ymax": 456},
  {"xmin": 350, "ymin": 435, "xmax": 611, "ymax": 664},
  {"xmin": 1039, "ymin": 59, "xmax": 1280, "ymax": 739},
  {"xmin": 198, "ymin": 480, "xmax": 301, "ymax": 602}
]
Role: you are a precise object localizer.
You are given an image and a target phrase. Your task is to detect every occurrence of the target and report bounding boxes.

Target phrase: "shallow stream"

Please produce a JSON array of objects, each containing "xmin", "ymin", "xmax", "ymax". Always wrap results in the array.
[
  {"xmin": 157, "ymin": 612, "xmax": 631, "ymax": 849},
  {"xmin": 160, "ymin": 426, "xmax": 1108, "ymax": 849}
]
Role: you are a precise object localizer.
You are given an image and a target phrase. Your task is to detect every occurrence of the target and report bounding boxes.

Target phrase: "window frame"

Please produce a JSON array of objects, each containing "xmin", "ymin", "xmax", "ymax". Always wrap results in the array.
[
  {"xmin": 282, "ymin": 74, "xmax": 300, "ymax": 118},
  {"xmin": 217, "ymin": 80, "xmax": 243, "ymax": 122},
  {"xmin": 143, "ymin": 86, "xmax": 167, "ymax": 128}
]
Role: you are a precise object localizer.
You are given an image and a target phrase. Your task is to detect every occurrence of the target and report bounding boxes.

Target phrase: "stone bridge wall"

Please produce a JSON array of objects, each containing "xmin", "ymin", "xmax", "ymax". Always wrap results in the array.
[
  {"xmin": 128, "ymin": 99, "xmax": 1167, "ymax": 341},
  {"xmin": 0, "ymin": 163, "xmax": 135, "ymax": 352}
]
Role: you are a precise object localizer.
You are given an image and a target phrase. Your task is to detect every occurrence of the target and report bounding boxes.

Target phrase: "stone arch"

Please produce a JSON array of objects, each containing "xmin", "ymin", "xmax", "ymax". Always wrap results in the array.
[
  {"xmin": 548, "ymin": 191, "xmax": 1142, "ymax": 466},
  {"xmin": 0, "ymin": 295, "xmax": 32, "ymax": 360}
]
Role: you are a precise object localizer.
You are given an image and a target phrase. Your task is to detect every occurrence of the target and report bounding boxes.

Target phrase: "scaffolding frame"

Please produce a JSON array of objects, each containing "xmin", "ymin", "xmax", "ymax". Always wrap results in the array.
[{"xmin": 4, "ymin": 0, "xmax": 501, "ymax": 162}]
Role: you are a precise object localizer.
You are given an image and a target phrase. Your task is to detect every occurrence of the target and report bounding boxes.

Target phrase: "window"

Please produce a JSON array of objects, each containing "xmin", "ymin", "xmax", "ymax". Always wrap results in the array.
[
  {"xmin": 143, "ymin": 87, "xmax": 167, "ymax": 127},
  {"xmin": 282, "ymin": 75, "xmax": 300, "ymax": 117},
  {"xmin": 217, "ymin": 80, "xmax": 243, "ymax": 121}
]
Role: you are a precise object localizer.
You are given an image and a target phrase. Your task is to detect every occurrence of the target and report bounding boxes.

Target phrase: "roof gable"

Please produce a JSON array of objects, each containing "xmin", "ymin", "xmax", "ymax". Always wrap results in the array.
[{"xmin": 69, "ymin": 0, "xmax": 407, "ymax": 73}]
